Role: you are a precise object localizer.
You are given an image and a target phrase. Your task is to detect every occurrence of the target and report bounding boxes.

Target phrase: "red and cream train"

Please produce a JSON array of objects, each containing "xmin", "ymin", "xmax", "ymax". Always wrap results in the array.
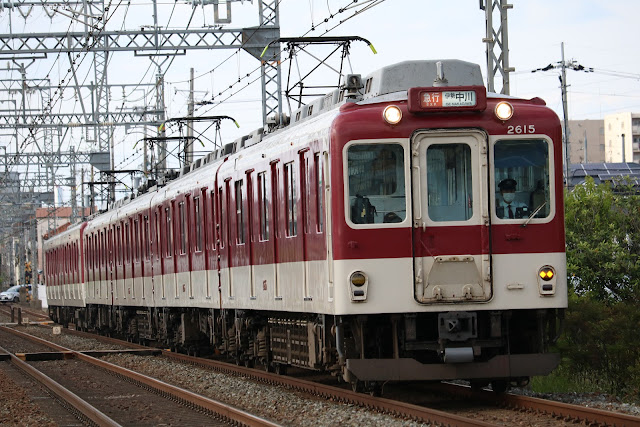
[{"xmin": 44, "ymin": 59, "xmax": 567, "ymax": 392}]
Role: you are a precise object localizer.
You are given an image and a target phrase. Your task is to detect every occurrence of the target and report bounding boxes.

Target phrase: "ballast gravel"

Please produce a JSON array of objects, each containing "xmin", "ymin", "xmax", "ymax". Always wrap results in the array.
[
  {"xmin": 100, "ymin": 353, "xmax": 427, "ymax": 426},
  {"xmin": 3, "ymin": 323, "xmax": 639, "ymax": 425}
]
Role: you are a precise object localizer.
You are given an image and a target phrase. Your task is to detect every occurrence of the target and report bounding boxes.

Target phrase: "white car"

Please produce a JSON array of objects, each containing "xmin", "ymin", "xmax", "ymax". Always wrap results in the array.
[{"xmin": 0, "ymin": 285, "xmax": 26, "ymax": 303}]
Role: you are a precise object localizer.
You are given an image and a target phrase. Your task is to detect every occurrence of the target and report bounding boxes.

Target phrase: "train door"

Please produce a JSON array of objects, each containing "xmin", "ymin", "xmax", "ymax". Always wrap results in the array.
[
  {"xmin": 115, "ymin": 222, "xmax": 124, "ymax": 302},
  {"xmin": 217, "ymin": 182, "xmax": 232, "ymax": 300},
  {"xmin": 253, "ymin": 169, "xmax": 275, "ymax": 300},
  {"xmin": 100, "ymin": 230, "xmax": 106, "ymax": 302},
  {"xmin": 244, "ymin": 172, "xmax": 255, "ymax": 298},
  {"xmin": 175, "ymin": 195, "xmax": 190, "ymax": 300},
  {"xmin": 271, "ymin": 161, "xmax": 282, "ymax": 298},
  {"xmin": 152, "ymin": 206, "xmax": 163, "ymax": 301},
  {"xmin": 190, "ymin": 191, "xmax": 207, "ymax": 300},
  {"xmin": 163, "ymin": 201, "xmax": 177, "ymax": 300},
  {"xmin": 299, "ymin": 149, "xmax": 313, "ymax": 300},
  {"xmin": 108, "ymin": 225, "xmax": 115, "ymax": 305},
  {"xmin": 411, "ymin": 130, "xmax": 492, "ymax": 303},
  {"xmin": 205, "ymin": 189, "xmax": 216, "ymax": 300},
  {"xmin": 140, "ymin": 213, "xmax": 151, "ymax": 303}
]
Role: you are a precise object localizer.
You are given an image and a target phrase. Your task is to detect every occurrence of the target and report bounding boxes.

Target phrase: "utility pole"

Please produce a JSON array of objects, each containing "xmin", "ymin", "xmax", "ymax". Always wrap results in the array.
[
  {"xmin": 156, "ymin": 72, "xmax": 167, "ymax": 177},
  {"xmin": 583, "ymin": 129, "xmax": 587, "ymax": 163},
  {"xmin": 560, "ymin": 42, "xmax": 570, "ymax": 186},
  {"xmin": 532, "ymin": 42, "xmax": 593, "ymax": 186},
  {"xmin": 186, "ymin": 68, "xmax": 195, "ymax": 167}
]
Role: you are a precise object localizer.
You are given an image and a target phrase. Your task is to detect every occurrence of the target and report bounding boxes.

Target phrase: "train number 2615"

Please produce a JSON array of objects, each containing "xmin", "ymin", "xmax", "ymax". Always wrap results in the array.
[{"xmin": 507, "ymin": 124, "xmax": 536, "ymax": 134}]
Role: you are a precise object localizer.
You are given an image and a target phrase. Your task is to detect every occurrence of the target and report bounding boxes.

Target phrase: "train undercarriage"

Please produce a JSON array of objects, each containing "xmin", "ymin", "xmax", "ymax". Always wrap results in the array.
[{"xmin": 48, "ymin": 304, "xmax": 564, "ymax": 393}]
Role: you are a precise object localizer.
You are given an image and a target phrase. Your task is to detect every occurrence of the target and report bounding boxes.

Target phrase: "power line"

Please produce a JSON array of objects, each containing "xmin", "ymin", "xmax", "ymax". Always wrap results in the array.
[{"xmin": 531, "ymin": 42, "xmax": 593, "ymax": 187}]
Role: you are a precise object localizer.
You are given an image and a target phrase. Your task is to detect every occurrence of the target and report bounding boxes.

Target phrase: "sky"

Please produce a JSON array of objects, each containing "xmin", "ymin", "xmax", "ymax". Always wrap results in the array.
[{"xmin": 1, "ymin": 0, "xmax": 639, "ymax": 202}]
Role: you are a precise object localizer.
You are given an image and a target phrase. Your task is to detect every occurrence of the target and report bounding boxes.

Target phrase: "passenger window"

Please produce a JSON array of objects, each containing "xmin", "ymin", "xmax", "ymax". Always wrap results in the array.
[
  {"xmin": 314, "ymin": 153, "xmax": 324, "ymax": 233},
  {"xmin": 426, "ymin": 144, "xmax": 473, "ymax": 222},
  {"xmin": 285, "ymin": 162, "xmax": 297, "ymax": 236},
  {"xmin": 258, "ymin": 172, "xmax": 269, "ymax": 241},
  {"xmin": 194, "ymin": 197, "xmax": 203, "ymax": 252},
  {"xmin": 347, "ymin": 143, "xmax": 406, "ymax": 225},
  {"xmin": 494, "ymin": 139, "xmax": 550, "ymax": 219},
  {"xmin": 179, "ymin": 202, "xmax": 187, "ymax": 254},
  {"xmin": 143, "ymin": 216, "xmax": 150, "ymax": 260},
  {"xmin": 165, "ymin": 207, "xmax": 173, "ymax": 257},
  {"xmin": 235, "ymin": 180, "xmax": 245, "ymax": 244}
]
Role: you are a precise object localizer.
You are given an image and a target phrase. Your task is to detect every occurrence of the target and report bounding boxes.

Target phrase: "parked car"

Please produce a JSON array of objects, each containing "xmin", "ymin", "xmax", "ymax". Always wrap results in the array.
[{"xmin": 0, "ymin": 284, "xmax": 31, "ymax": 303}]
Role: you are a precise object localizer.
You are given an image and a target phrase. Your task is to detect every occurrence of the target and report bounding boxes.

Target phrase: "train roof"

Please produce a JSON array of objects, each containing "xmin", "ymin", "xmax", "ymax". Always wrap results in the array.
[
  {"xmin": 175, "ymin": 59, "xmax": 485, "ymax": 177},
  {"xmin": 51, "ymin": 58, "xmax": 554, "ymax": 239},
  {"xmin": 43, "ymin": 221, "xmax": 85, "ymax": 248},
  {"xmin": 96, "ymin": 59, "xmax": 492, "ymax": 218}
]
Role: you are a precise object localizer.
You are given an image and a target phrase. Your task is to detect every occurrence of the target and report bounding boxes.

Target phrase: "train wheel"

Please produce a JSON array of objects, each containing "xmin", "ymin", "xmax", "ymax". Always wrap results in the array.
[
  {"xmin": 367, "ymin": 382, "xmax": 383, "ymax": 397},
  {"xmin": 490, "ymin": 379, "xmax": 509, "ymax": 393},
  {"xmin": 274, "ymin": 363, "xmax": 287, "ymax": 375}
]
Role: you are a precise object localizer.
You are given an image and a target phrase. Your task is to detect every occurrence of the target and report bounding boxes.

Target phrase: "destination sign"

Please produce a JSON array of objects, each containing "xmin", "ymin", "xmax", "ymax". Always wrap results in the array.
[
  {"xmin": 420, "ymin": 90, "xmax": 477, "ymax": 108},
  {"xmin": 407, "ymin": 86, "xmax": 487, "ymax": 113}
]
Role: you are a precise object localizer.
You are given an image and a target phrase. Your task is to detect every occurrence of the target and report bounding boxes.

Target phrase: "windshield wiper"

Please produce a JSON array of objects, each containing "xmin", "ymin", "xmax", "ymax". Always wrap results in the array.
[{"xmin": 521, "ymin": 201, "xmax": 547, "ymax": 228}]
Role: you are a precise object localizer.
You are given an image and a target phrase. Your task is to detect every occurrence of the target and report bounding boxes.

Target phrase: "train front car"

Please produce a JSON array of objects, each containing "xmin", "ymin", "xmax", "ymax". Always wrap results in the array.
[{"xmin": 330, "ymin": 60, "xmax": 567, "ymax": 392}]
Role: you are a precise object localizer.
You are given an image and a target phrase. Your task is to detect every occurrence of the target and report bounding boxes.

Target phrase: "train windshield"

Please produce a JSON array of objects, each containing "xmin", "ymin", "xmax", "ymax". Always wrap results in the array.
[
  {"xmin": 347, "ymin": 143, "xmax": 407, "ymax": 225},
  {"xmin": 494, "ymin": 139, "xmax": 551, "ymax": 219}
]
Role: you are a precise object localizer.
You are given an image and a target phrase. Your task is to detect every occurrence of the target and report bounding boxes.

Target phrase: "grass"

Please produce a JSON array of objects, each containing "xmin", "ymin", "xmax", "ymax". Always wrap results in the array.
[{"xmin": 530, "ymin": 363, "xmax": 611, "ymax": 395}]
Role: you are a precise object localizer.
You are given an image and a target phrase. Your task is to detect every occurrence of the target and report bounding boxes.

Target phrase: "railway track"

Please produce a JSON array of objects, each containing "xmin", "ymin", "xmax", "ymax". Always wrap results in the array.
[
  {"xmin": 0, "ymin": 304, "xmax": 51, "ymax": 326},
  {"xmin": 0, "ymin": 325, "xmax": 279, "ymax": 426},
  {"xmin": 433, "ymin": 382, "xmax": 640, "ymax": 427},
  {"xmin": 8, "ymin": 323, "xmax": 640, "ymax": 426}
]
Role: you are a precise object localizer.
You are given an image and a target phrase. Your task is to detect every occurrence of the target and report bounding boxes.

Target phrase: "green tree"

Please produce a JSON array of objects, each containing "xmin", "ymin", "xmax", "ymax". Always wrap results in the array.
[
  {"xmin": 559, "ymin": 177, "xmax": 640, "ymax": 397},
  {"xmin": 564, "ymin": 177, "xmax": 640, "ymax": 302}
]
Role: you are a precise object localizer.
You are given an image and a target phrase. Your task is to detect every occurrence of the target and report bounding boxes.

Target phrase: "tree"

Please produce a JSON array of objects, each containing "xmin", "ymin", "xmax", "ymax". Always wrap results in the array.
[
  {"xmin": 561, "ymin": 178, "xmax": 640, "ymax": 396},
  {"xmin": 564, "ymin": 177, "xmax": 640, "ymax": 303}
]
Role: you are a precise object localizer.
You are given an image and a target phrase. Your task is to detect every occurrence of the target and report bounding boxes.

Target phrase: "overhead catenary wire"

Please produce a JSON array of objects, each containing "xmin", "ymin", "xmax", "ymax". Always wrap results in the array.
[
  {"xmin": 0, "ymin": 0, "xmax": 387, "ymax": 206},
  {"xmin": 0, "ymin": 0, "xmax": 125, "ymax": 200}
]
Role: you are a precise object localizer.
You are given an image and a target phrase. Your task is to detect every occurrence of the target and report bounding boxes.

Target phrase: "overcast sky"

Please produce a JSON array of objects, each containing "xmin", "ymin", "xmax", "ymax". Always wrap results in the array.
[{"xmin": 1, "ymin": 0, "xmax": 639, "ymax": 195}]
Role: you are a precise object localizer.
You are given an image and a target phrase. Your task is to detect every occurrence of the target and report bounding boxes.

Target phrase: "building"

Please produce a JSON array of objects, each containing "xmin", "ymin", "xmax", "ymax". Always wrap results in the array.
[
  {"xmin": 567, "ymin": 119, "xmax": 605, "ymax": 164},
  {"xmin": 604, "ymin": 112, "xmax": 640, "ymax": 163}
]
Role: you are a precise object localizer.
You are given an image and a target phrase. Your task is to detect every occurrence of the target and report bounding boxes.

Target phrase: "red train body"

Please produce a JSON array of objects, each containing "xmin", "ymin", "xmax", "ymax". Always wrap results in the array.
[{"xmin": 44, "ymin": 59, "xmax": 567, "ymax": 392}]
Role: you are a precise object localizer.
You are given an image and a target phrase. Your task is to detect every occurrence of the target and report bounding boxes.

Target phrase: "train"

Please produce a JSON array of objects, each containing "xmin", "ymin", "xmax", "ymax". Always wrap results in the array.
[{"xmin": 44, "ymin": 59, "xmax": 567, "ymax": 393}]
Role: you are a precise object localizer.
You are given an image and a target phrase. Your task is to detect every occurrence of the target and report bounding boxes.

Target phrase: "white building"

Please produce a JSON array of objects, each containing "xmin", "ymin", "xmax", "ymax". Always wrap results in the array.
[{"xmin": 604, "ymin": 112, "xmax": 640, "ymax": 163}]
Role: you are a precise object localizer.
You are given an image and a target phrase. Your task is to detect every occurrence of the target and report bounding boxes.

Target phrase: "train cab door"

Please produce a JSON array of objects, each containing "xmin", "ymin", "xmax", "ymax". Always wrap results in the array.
[{"xmin": 411, "ymin": 130, "xmax": 492, "ymax": 303}]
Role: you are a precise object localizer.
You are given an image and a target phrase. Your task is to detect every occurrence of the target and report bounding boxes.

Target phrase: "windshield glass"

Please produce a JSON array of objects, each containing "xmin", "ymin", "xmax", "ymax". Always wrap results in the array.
[
  {"xmin": 347, "ymin": 143, "xmax": 407, "ymax": 225},
  {"xmin": 6, "ymin": 285, "xmax": 21, "ymax": 292},
  {"xmin": 494, "ymin": 139, "xmax": 550, "ymax": 220}
]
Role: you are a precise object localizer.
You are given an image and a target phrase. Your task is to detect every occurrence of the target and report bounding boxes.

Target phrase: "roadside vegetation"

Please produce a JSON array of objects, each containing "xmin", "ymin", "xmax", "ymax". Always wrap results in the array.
[{"xmin": 532, "ymin": 177, "xmax": 640, "ymax": 401}]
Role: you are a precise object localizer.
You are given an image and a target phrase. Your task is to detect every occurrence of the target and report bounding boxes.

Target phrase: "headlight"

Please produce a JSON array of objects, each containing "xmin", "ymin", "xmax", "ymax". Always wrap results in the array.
[
  {"xmin": 495, "ymin": 101, "xmax": 514, "ymax": 121},
  {"xmin": 350, "ymin": 271, "xmax": 367, "ymax": 287},
  {"xmin": 383, "ymin": 105, "xmax": 402, "ymax": 125}
]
